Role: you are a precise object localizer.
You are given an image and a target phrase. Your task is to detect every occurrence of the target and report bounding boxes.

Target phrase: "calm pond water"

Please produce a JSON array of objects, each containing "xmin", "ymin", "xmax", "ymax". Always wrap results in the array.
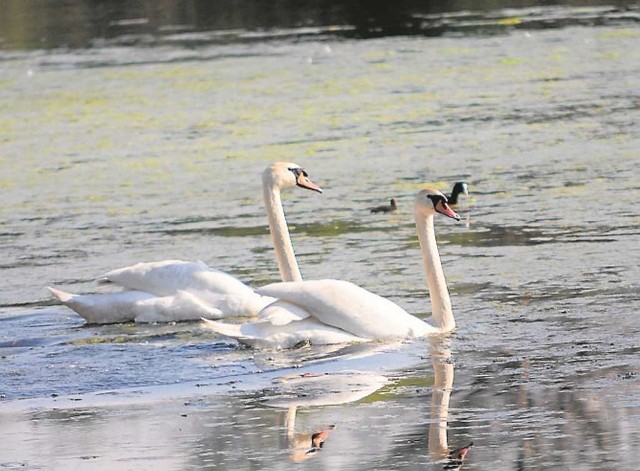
[{"xmin": 1, "ymin": 1, "xmax": 639, "ymax": 470}]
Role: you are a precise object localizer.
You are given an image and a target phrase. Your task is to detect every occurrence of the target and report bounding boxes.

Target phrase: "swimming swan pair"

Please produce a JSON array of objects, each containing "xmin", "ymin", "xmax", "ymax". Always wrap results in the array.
[{"xmin": 49, "ymin": 162, "xmax": 460, "ymax": 348}]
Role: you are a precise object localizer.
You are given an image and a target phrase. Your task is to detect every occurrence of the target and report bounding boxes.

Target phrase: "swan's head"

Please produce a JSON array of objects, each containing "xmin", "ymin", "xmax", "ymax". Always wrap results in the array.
[
  {"xmin": 415, "ymin": 189, "xmax": 460, "ymax": 220},
  {"xmin": 452, "ymin": 182, "xmax": 469, "ymax": 195},
  {"xmin": 264, "ymin": 162, "xmax": 323, "ymax": 193}
]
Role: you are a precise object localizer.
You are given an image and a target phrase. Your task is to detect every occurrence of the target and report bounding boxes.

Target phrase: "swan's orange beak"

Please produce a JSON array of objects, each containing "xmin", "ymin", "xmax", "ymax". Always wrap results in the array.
[
  {"xmin": 435, "ymin": 200, "xmax": 460, "ymax": 221},
  {"xmin": 296, "ymin": 173, "xmax": 323, "ymax": 193}
]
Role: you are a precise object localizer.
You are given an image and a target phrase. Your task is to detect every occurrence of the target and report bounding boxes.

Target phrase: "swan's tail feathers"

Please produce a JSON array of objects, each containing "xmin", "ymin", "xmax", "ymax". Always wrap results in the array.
[
  {"xmin": 47, "ymin": 286, "xmax": 75, "ymax": 303},
  {"xmin": 96, "ymin": 277, "xmax": 112, "ymax": 285},
  {"xmin": 47, "ymin": 286, "xmax": 98, "ymax": 323},
  {"xmin": 201, "ymin": 318, "xmax": 245, "ymax": 339},
  {"xmin": 47, "ymin": 286, "xmax": 146, "ymax": 324},
  {"xmin": 200, "ymin": 318, "xmax": 265, "ymax": 347}
]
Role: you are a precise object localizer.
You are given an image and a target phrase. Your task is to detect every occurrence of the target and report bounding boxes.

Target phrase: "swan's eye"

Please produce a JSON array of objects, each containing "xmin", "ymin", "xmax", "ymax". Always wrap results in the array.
[
  {"xmin": 289, "ymin": 167, "xmax": 311, "ymax": 180},
  {"xmin": 427, "ymin": 194, "xmax": 440, "ymax": 206}
]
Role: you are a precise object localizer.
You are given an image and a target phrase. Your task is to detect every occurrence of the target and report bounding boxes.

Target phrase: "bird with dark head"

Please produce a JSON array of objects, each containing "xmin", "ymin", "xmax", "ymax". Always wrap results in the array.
[
  {"xmin": 370, "ymin": 197, "xmax": 398, "ymax": 213},
  {"xmin": 447, "ymin": 182, "xmax": 469, "ymax": 206}
]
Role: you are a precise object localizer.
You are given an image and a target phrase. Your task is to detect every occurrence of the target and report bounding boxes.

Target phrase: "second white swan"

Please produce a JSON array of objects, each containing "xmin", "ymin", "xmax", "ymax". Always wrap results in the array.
[
  {"xmin": 48, "ymin": 162, "xmax": 322, "ymax": 323},
  {"xmin": 202, "ymin": 188, "xmax": 460, "ymax": 348}
]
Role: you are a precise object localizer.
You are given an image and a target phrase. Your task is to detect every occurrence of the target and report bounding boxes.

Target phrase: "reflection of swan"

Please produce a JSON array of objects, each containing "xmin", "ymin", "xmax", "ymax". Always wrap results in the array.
[
  {"xmin": 202, "ymin": 188, "xmax": 460, "ymax": 348},
  {"xmin": 48, "ymin": 162, "xmax": 322, "ymax": 324},
  {"xmin": 285, "ymin": 423, "xmax": 335, "ymax": 462},
  {"xmin": 265, "ymin": 372, "xmax": 388, "ymax": 462},
  {"xmin": 370, "ymin": 197, "xmax": 398, "ymax": 213},
  {"xmin": 428, "ymin": 337, "xmax": 473, "ymax": 470},
  {"xmin": 447, "ymin": 182, "xmax": 469, "ymax": 206}
]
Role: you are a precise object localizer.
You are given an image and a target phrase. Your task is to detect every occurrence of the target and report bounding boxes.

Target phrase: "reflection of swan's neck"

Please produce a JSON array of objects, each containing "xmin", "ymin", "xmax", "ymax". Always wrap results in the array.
[
  {"xmin": 285, "ymin": 405, "xmax": 297, "ymax": 439},
  {"xmin": 263, "ymin": 181, "xmax": 302, "ymax": 282},
  {"xmin": 415, "ymin": 213, "xmax": 455, "ymax": 332},
  {"xmin": 428, "ymin": 350, "xmax": 454, "ymax": 460}
]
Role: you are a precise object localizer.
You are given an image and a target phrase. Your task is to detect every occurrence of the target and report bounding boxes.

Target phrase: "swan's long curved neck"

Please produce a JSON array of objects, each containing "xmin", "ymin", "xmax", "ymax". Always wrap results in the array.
[
  {"xmin": 263, "ymin": 182, "xmax": 303, "ymax": 282},
  {"xmin": 415, "ymin": 213, "xmax": 455, "ymax": 332}
]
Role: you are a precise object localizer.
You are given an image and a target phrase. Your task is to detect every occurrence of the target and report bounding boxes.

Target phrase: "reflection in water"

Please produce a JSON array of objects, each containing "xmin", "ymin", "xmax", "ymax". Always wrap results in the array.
[
  {"xmin": 263, "ymin": 371, "xmax": 388, "ymax": 463},
  {"xmin": 282, "ymin": 412, "xmax": 335, "ymax": 463},
  {"xmin": 1, "ymin": 333, "xmax": 638, "ymax": 469},
  {"xmin": 428, "ymin": 337, "xmax": 474, "ymax": 470},
  {"xmin": 444, "ymin": 443, "xmax": 474, "ymax": 471},
  {"xmin": 1, "ymin": 0, "xmax": 639, "ymax": 50}
]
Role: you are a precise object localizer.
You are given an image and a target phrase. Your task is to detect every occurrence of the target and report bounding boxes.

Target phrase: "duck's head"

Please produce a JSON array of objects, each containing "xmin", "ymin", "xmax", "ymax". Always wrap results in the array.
[
  {"xmin": 264, "ymin": 162, "xmax": 323, "ymax": 193},
  {"xmin": 415, "ymin": 189, "xmax": 460, "ymax": 220},
  {"xmin": 452, "ymin": 182, "xmax": 469, "ymax": 195}
]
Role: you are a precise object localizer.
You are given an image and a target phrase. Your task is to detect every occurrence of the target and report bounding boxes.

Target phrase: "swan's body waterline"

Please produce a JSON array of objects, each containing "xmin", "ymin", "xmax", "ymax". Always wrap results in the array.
[
  {"xmin": 202, "ymin": 189, "xmax": 459, "ymax": 348},
  {"xmin": 49, "ymin": 162, "xmax": 321, "ymax": 324}
]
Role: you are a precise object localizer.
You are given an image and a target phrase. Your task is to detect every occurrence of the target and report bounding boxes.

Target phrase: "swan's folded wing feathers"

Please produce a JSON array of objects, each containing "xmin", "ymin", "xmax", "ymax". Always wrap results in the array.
[
  {"xmin": 133, "ymin": 290, "xmax": 223, "ymax": 323},
  {"xmin": 256, "ymin": 279, "xmax": 431, "ymax": 339},
  {"xmin": 98, "ymin": 260, "xmax": 270, "ymax": 317},
  {"xmin": 258, "ymin": 300, "xmax": 311, "ymax": 325},
  {"xmin": 201, "ymin": 317, "xmax": 369, "ymax": 349},
  {"xmin": 101, "ymin": 260, "xmax": 198, "ymax": 294}
]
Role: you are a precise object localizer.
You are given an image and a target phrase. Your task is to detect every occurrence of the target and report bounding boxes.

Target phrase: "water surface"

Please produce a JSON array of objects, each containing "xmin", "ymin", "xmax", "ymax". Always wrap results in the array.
[{"xmin": 1, "ymin": 2, "xmax": 639, "ymax": 470}]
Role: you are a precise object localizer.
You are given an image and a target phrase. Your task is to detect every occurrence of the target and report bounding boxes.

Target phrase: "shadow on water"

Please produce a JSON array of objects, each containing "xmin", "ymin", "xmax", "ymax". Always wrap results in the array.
[{"xmin": 1, "ymin": 0, "xmax": 639, "ymax": 51}]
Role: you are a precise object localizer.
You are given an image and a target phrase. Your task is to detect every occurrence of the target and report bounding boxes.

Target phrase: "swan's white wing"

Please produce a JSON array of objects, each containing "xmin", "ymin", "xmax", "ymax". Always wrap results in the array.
[
  {"xmin": 258, "ymin": 300, "xmax": 311, "ymax": 325},
  {"xmin": 201, "ymin": 317, "xmax": 369, "ymax": 349},
  {"xmin": 49, "ymin": 287, "xmax": 225, "ymax": 324},
  {"xmin": 101, "ymin": 260, "xmax": 232, "ymax": 295},
  {"xmin": 100, "ymin": 260, "xmax": 272, "ymax": 317},
  {"xmin": 256, "ymin": 279, "xmax": 435, "ymax": 339},
  {"xmin": 184, "ymin": 288, "xmax": 275, "ymax": 318},
  {"xmin": 133, "ymin": 290, "xmax": 223, "ymax": 323}
]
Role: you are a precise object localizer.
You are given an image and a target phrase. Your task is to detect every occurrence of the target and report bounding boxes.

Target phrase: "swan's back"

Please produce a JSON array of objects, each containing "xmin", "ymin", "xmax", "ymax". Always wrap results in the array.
[
  {"xmin": 101, "ymin": 260, "xmax": 270, "ymax": 316},
  {"xmin": 103, "ymin": 260, "xmax": 248, "ymax": 295},
  {"xmin": 256, "ymin": 279, "xmax": 435, "ymax": 339}
]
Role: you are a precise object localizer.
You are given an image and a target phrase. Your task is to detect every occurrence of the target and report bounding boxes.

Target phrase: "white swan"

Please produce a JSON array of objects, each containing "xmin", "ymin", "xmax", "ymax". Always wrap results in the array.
[
  {"xmin": 49, "ymin": 162, "xmax": 322, "ymax": 324},
  {"xmin": 202, "ymin": 188, "xmax": 460, "ymax": 348}
]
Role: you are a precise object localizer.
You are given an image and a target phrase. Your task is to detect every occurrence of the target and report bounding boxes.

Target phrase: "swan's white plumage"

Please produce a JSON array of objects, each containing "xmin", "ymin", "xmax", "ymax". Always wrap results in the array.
[
  {"xmin": 201, "ymin": 188, "xmax": 460, "ymax": 349},
  {"xmin": 256, "ymin": 280, "xmax": 436, "ymax": 339},
  {"xmin": 133, "ymin": 290, "xmax": 224, "ymax": 323},
  {"xmin": 48, "ymin": 287, "xmax": 155, "ymax": 324},
  {"xmin": 100, "ymin": 260, "xmax": 273, "ymax": 318},
  {"xmin": 48, "ymin": 162, "xmax": 321, "ymax": 324},
  {"xmin": 201, "ymin": 317, "xmax": 368, "ymax": 349},
  {"xmin": 257, "ymin": 300, "xmax": 311, "ymax": 325},
  {"xmin": 48, "ymin": 287, "xmax": 223, "ymax": 324},
  {"xmin": 100, "ymin": 259, "xmax": 212, "ymax": 294}
]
